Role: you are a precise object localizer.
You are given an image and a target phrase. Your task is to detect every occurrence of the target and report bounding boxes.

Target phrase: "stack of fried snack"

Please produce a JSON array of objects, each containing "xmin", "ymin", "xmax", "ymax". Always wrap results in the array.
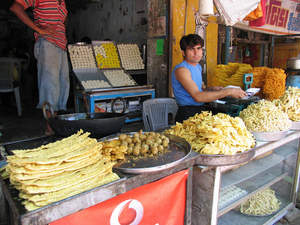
[
  {"xmin": 239, "ymin": 99, "xmax": 291, "ymax": 132},
  {"xmin": 165, "ymin": 111, "xmax": 255, "ymax": 155},
  {"xmin": 273, "ymin": 86, "xmax": 300, "ymax": 122},
  {"xmin": 212, "ymin": 63, "xmax": 253, "ymax": 89},
  {"xmin": 4, "ymin": 130, "xmax": 119, "ymax": 211},
  {"xmin": 249, "ymin": 67, "xmax": 287, "ymax": 100}
]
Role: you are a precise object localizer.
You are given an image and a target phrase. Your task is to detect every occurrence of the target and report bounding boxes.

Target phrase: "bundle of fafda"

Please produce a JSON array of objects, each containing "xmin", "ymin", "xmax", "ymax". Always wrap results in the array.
[
  {"xmin": 165, "ymin": 111, "xmax": 255, "ymax": 155},
  {"xmin": 4, "ymin": 130, "xmax": 120, "ymax": 211}
]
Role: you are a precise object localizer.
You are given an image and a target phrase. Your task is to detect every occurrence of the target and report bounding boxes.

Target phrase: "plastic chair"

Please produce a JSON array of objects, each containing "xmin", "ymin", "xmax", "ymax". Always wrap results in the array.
[
  {"xmin": 142, "ymin": 98, "xmax": 178, "ymax": 131},
  {"xmin": 0, "ymin": 57, "xmax": 22, "ymax": 116}
]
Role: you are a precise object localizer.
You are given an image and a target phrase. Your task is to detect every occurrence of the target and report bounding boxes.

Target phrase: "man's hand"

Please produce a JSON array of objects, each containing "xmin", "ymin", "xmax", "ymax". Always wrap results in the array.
[
  {"xmin": 227, "ymin": 88, "xmax": 248, "ymax": 99},
  {"xmin": 37, "ymin": 25, "xmax": 58, "ymax": 36}
]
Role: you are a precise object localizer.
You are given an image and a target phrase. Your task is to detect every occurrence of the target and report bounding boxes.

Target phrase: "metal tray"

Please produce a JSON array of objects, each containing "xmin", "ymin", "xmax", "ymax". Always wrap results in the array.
[
  {"xmin": 251, "ymin": 129, "xmax": 290, "ymax": 142},
  {"xmin": 100, "ymin": 68, "xmax": 138, "ymax": 88},
  {"xmin": 67, "ymin": 43, "xmax": 97, "ymax": 69},
  {"xmin": 117, "ymin": 43, "xmax": 145, "ymax": 70},
  {"xmin": 92, "ymin": 40, "xmax": 122, "ymax": 69},
  {"xmin": 155, "ymin": 125, "xmax": 256, "ymax": 166},
  {"xmin": 99, "ymin": 132, "xmax": 191, "ymax": 174},
  {"xmin": 194, "ymin": 144, "xmax": 256, "ymax": 166},
  {"xmin": 73, "ymin": 68, "xmax": 113, "ymax": 91},
  {"xmin": 0, "ymin": 169, "xmax": 126, "ymax": 224},
  {"xmin": 291, "ymin": 122, "xmax": 300, "ymax": 130}
]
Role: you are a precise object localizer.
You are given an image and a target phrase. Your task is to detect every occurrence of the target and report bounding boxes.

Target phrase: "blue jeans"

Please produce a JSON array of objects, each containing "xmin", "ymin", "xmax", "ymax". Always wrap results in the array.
[{"xmin": 34, "ymin": 37, "xmax": 69, "ymax": 111}]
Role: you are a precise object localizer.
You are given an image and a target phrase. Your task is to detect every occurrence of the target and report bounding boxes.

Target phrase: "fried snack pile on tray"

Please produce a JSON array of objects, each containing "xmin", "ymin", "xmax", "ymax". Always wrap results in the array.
[
  {"xmin": 237, "ymin": 187, "xmax": 281, "ymax": 216},
  {"xmin": 165, "ymin": 111, "xmax": 255, "ymax": 155},
  {"xmin": 101, "ymin": 130, "xmax": 170, "ymax": 161},
  {"xmin": 239, "ymin": 99, "xmax": 291, "ymax": 132},
  {"xmin": 273, "ymin": 86, "xmax": 300, "ymax": 122},
  {"xmin": 212, "ymin": 63, "xmax": 253, "ymax": 89},
  {"xmin": 249, "ymin": 67, "xmax": 287, "ymax": 101},
  {"xmin": 4, "ymin": 130, "xmax": 119, "ymax": 211}
]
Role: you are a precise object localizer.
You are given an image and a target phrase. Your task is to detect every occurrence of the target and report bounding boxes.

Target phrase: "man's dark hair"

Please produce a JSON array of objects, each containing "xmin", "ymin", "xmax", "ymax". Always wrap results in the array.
[{"xmin": 180, "ymin": 34, "xmax": 204, "ymax": 52}]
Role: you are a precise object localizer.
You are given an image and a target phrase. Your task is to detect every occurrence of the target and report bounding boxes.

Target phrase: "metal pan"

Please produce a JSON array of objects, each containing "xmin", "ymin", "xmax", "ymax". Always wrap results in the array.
[
  {"xmin": 42, "ymin": 97, "xmax": 127, "ymax": 138},
  {"xmin": 99, "ymin": 132, "xmax": 191, "ymax": 174},
  {"xmin": 194, "ymin": 144, "xmax": 256, "ymax": 166}
]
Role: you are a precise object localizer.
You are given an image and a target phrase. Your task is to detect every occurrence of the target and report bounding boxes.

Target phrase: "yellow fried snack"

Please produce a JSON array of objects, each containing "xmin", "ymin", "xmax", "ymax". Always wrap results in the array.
[
  {"xmin": 273, "ymin": 86, "xmax": 300, "ymax": 122},
  {"xmin": 239, "ymin": 99, "xmax": 291, "ymax": 132},
  {"xmin": 165, "ymin": 111, "xmax": 255, "ymax": 155},
  {"xmin": 4, "ymin": 130, "xmax": 120, "ymax": 211},
  {"xmin": 248, "ymin": 67, "xmax": 287, "ymax": 100},
  {"xmin": 237, "ymin": 187, "xmax": 281, "ymax": 215},
  {"xmin": 101, "ymin": 131, "xmax": 170, "ymax": 160},
  {"xmin": 212, "ymin": 63, "xmax": 253, "ymax": 89}
]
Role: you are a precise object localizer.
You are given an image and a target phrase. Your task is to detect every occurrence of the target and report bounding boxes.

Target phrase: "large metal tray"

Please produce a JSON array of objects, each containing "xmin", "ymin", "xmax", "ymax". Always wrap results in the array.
[
  {"xmin": 155, "ymin": 125, "xmax": 256, "ymax": 166},
  {"xmin": 0, "ymin": 169, "xmax": 126, "ymax": 224},
  {"xmin": 194, "ymin": 144, "xmax": 256, "ymax": 166},
  {"xmin": 99, "ymin": 132, "xmax": 191, "ymax": 174},
  {"xmin": 0, "ymin": 136, "xmax": 127, "ymax": 224}
]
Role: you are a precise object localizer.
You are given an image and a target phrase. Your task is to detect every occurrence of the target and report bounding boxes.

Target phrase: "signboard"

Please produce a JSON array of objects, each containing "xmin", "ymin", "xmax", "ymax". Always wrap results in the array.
[
  {"xmin": 50, "ymin": 170, "xmax": 189, "ymax": 225},
  {"xmin": 234, "ymin": 0, "xmax": 300, "ymax": 35}
]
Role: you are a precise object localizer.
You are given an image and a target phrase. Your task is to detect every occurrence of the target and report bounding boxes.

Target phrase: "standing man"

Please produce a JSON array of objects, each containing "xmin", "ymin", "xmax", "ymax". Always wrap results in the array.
[
  {"xmin": 172, "ymin": 34, "xmax": 247, "ymax": 123},
  {"xmin": 10, "ymin": 0, "xmax": 70, "ymax": 135}
]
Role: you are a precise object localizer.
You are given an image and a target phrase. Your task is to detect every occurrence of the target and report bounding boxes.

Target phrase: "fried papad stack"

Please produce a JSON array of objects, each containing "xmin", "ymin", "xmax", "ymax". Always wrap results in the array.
[{"xmin": 5, "ymin": 130, "xmax": 120, "ymax": 211}]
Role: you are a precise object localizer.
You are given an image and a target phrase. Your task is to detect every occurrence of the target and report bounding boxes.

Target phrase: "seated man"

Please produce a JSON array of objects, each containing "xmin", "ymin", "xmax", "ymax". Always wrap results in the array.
[{"xmin": 171, "ymin": 34, "xmax": 247, "ymax": 123}]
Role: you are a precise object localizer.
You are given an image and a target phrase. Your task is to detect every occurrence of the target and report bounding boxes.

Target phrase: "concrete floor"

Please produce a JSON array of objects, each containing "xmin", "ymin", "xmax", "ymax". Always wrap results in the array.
[{"xmin": 1, "ymin": 96, "xmax": 300, "ymax": 224}]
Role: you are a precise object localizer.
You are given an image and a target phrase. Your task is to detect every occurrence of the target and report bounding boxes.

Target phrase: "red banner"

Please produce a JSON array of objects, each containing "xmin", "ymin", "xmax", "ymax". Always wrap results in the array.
[{"xmin": 50, "ymin": 170, "xmax": 189, "ymax": 225}]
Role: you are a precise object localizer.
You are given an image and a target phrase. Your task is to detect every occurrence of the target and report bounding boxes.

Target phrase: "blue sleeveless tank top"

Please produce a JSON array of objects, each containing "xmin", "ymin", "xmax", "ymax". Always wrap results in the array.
[{"xmin": 171, "ymin": 60, "xmax": 203, "ymax": 106}]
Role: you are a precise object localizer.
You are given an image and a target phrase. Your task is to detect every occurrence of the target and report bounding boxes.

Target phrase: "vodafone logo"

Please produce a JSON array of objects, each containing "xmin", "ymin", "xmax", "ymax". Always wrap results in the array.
[{"xmin": 110, "ymin": 199, "xmax": 144, "ymax": 225}]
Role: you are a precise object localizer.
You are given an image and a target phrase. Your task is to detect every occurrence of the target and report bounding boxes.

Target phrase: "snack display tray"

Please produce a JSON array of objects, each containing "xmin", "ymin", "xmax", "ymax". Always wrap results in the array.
[
  {"xmin": 67, "ymin": 43, "xmax": 97, "ymax": 69},
  {"xmin": 91, "ymin": 40, "xmax": 123, "ymax": 69},
  {"xmin": 100, "ymin": 68, "xmax": 138, "ymax": 88},
  {"xmin": 117, "ymin": 43, "xmax": 145, "ymax": 70},
  {"xmin": 99, "ymin": 132, "xmax": 192, "ymax": 174},
  {"xmin": 73, "ymin": 68, "xmax": 113, "ymax": 91}
]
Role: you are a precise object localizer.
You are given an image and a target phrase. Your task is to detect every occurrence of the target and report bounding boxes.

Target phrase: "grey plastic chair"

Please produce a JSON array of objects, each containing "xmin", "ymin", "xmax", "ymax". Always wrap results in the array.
[
  {"xmin": 0, "ymin": 57, "xmax": 22, "ymax": 116},
  {"xmin": 142, "ymin": 98, "xmax": 178, "ymax": 131}
]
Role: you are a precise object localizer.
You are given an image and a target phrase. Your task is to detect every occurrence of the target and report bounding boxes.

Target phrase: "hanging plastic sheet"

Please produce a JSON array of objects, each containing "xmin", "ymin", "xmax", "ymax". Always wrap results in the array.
[{"xmin": 214, "ymin": 0, "xmax": 260, "ymax": 26}]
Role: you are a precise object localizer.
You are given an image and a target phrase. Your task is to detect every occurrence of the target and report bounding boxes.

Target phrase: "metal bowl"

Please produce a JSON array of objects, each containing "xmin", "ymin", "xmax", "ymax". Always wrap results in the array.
[{"xmin": 251, "ymin": 129, "xmax": 290, "ymax": 142}]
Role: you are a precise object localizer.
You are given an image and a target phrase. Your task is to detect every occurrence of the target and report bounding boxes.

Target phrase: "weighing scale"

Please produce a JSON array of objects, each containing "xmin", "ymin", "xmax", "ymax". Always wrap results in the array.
[{"xmin": 209, "ymin": 73, "xmax": 260, "ymax": 117}]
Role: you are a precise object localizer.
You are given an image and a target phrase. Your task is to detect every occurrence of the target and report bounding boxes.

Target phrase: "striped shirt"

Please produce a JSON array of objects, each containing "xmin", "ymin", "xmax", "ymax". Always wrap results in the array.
[{"xmin": 16, "ymin": 0, "xmax": 68, "ymax": 50}]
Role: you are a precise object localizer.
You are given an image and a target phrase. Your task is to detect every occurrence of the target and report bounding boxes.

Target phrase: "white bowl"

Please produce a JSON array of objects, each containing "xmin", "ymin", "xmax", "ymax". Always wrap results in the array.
[{"xmin": 251, "ymin": 129, "xmax": 290, "ymax": 142}]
